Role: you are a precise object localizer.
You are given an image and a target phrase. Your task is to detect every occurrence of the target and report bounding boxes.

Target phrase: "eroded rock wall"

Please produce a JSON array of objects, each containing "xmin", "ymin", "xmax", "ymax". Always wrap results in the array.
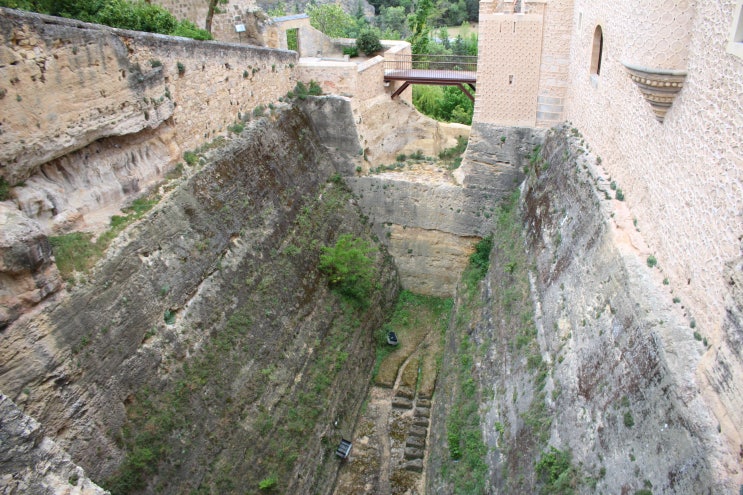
[
  {"xmin": 428, "ymin": 125, "xmax": 738, "ymax": 494},
  {"xmin": 0, "ymin": 8, "xmax": 299, "ymax": 328},
  {"xmin": 0, "ymin": 394, "xmax": 108, "ymax": 495},
  {"xmin": 515, "ymin": 125, "xmax": 735, "ymax": 492},
  {"xmin": 0, "ymin": 103, "xmax": 398, "ymax": 493},
  {"xmin": 1, "ymin": 8, "xmax": 297, "ymax": 214},
  {"xmin": 346, "ymin": 124, "xmax": 544, "ymax": 296}
]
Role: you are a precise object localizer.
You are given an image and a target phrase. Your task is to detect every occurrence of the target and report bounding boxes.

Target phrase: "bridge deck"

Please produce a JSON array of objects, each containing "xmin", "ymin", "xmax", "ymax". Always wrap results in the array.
[{"xmin": 384, "ymin": 69, "xmax": 477, "ymax": 85}]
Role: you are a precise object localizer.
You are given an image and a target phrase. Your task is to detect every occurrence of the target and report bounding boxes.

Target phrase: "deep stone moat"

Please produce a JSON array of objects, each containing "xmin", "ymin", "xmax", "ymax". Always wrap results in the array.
[{"xmin": 1, "ymin": 97, "xmax": 734, "ymax": 495}]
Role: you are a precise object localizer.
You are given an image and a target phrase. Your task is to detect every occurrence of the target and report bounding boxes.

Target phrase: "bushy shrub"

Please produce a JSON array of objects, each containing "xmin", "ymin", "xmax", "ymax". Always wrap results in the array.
[
  {"xmin": 356, "ymin": 29, "xmax": 382, "ymax": 56},
  {"xmin": 171, "ymin": 19, "xmax": 212, "ymax": 40},
  {"xmin": 319, "ymin": 234, "xmax": 376, "ymax": 305},
  {"xmin": 536, "ymin": 447, "xmax": 578, "ymax": 495},
  {"xmin": 227, "ymin": 122, "xmax": 244, "ymax": 134},
  {"xmin": 469, "ymin": 234, "xmax": 493, "ymax": 279},
  {"xmin": 342, "ymin": 46, "xmax": 359, "ymax": 57}
]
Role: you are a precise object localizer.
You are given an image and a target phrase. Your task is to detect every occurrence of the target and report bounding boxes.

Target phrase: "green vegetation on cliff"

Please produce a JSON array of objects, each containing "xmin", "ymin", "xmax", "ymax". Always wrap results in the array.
[
  {"xmin": 439, "ymin": 233, "xmax": 492, "ymax": 494},
  {"xmin": 0, "ymin": 0, "xmax": 212, "ymax": 39},
  {"xmin": 49, "ymin": 194, "xmax": 160, "ymax": 282},
  {"xmin": 319, "ymin": 233, "xmax": 376, "ymax": 306},
  {"xmin": 103, "ymin": 180, "xmax": 396, "ymax": 494}
]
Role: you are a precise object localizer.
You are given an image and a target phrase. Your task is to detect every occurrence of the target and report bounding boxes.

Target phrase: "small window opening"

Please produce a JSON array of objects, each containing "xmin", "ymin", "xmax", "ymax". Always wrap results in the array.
[
  {"xmin": 590, "ymin": 25, "xmax": 603, "ymax": 75},
  {"xmin": 726, "ymin": 0, "xmax": 743, "ymax": 58},
  {"xmin": 508, "ymin": 75, "xmax": 514, "ymax": 85},
  {"xmin": 286, "ymin": 28, "xmax": 299, "ymax": 52}
]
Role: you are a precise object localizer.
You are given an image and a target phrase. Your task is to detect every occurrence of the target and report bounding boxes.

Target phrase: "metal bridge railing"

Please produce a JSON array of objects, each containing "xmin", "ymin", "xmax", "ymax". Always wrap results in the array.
[{"xmin": 384, "ymin": 54, "xmax": 478, "ymax": 75}]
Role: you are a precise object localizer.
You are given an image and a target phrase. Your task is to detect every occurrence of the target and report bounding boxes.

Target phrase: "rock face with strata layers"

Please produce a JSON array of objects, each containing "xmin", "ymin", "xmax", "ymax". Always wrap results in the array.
[
  {"xmin": 346, "ymin": 124, "xmax": 544, "ymax": 296},
  {"xmin": 0, "ymin": 394, "xmax": 108, "ymax": 495},
  {"xmin": 0, "ymin": 11, "xmax": 174, "ymax": 182},
  {"xmin": 427, "ymin": 124, "xmax": 739, "ymax": 494},
  {"xmin": 0, "ymin": 103, "xmax": 398, "ymax": 493},
  {"xmin": 0, "ymin": 204, "xmax": 61, "ymax": 330}
]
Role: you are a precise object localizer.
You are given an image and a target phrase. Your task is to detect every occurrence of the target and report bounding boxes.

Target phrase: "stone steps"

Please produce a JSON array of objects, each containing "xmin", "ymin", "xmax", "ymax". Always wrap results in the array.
[{"xmin": 401, "ymin": 396, "xmax": 433, "ymax": 471}]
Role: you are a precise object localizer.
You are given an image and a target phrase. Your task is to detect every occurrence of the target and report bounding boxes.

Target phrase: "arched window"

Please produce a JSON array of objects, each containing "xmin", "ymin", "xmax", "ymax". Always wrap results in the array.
[{"xmin": 590, "ymin": 25, "xmax": 603, "ymax": 75}]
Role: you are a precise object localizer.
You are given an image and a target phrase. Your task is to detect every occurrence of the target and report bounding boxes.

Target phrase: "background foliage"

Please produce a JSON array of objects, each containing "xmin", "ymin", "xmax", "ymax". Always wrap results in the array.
[{"xmin": 0, "ymin": 0, "xmax": 213, "ymax": 39}]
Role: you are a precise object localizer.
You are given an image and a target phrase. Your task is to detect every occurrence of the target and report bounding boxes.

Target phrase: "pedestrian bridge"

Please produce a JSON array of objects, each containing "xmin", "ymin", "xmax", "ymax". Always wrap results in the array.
[{"xmin": 383, "ymin": 54, "xmax": 477, "ymax": 101}]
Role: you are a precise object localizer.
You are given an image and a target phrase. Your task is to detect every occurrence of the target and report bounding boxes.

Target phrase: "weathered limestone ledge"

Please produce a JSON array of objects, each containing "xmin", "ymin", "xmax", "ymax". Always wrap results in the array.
[
  {"xmin": 0, "ymin": 203, "xmax": 61, "ymax": 330},
  {"xmin": 347, "ymin": 124, "xmax": 545, "ymax": 296}
]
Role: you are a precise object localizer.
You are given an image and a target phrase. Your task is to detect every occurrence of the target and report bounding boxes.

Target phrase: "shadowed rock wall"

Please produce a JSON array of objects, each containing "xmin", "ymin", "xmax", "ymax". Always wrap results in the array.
[{"xmin": 0, "ymin": 103, "xmax": 399, "ymax": 493}]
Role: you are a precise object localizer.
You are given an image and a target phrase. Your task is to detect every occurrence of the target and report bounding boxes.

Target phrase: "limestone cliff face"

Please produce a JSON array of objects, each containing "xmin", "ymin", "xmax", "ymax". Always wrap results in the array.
[
  {"xmin": 0, "ymin": 204, "xmax": 61, "ymax": 330},
  {"xmin": 0, "ymin": 10, "xmax": 173, "ymax": 182},
  {"xmin": 0, "ymin": 394, "xmax": 108, "ymax": 495},
  {"xmin": 346, "ymin": 124, "xmax": 544, "ymax": 296},
  {"xmin": 0, "ymin": 8, "xmax": 299, "ymax": 329},
  {"xmin": 0, "ymin": 102, "xmax": 398, "ymax": 493},
  {"xmin": 428, "ymin": 124, "xmax": 738, "ymax": 493}
]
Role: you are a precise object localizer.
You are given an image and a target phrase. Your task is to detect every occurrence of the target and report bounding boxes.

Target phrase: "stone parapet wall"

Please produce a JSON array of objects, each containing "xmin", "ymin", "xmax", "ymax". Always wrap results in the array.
[
  {"xmin": 298, "ymin": 59, "xmax": 358, "ymax": 96},
  {"xmin": 298, "ymin": 46, "xmax": 411, "ymax": 104}
]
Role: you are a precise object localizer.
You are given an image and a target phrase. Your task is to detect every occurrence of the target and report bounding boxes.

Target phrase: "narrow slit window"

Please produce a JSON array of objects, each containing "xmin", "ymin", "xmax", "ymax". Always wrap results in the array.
[
  {"xmin": 726, "ymin": 0, "xmax": 743, "ymax": 58},
  {"xmin": 734, "ymin": 4, "xmax": 743, "ymax": 42},
  {"xmin": 590, "ymin": 25, "xmax": 603, "ymax": 75}
]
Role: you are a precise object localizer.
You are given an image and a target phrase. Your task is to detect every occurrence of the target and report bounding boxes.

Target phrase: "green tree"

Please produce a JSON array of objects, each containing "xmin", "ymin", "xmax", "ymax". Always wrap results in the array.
[
  {"xmin": 379, "ymin": 6, "xmax": 409, "ymax": 37},
  {"xmin": 412, "ymin": 84, "xmax": 473, "ymax": 124},
  {"xmin": 1, "ymin": 0, "xmax": 212, "ymax": 39},
  {"xmin": 205, "ymin": 0, "xmax": 229, "ymax": 34},
  {"xmin": 318, "ymin": 234, "xmax": 376, "ymax": 305},
  {"xmin": 307, "ymin": 3, "xmax": 355, "ymax": 37},
  {"xmin": 408, "ymin": 0, "xmax": 433, "ymax": 53}
]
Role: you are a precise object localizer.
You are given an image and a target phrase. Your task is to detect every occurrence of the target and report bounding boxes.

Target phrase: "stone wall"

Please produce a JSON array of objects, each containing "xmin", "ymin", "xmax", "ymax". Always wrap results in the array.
[
  {"xmin": 264, "ymin": 15, "xmax": 341, "ymax": 56},
  {"xmin": 150, "ymin": 0, "xmax": 264, "ymax": 44},
  {"xmin": 475, "ymin": 0, "xmax": 743, "ymax": 469}
]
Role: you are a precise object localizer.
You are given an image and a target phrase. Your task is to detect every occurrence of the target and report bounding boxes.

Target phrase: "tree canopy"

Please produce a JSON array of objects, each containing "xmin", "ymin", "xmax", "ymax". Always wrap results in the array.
[
  {"xmin": 307, "ymin": 3, "xmax": 355, "ymax": 38},
  {"xmin": 0, "ymin": 0, "xmax": 212, "ymax": 39}
]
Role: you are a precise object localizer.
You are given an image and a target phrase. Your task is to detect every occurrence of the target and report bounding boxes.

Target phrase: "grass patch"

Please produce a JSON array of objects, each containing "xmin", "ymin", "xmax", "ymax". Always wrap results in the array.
[
  {"xmin": 374, "ymin": 291, "xmax": 452, "ymax": 387},
  {"xmin": 49, "ymin": 194, "xmax": 160, "ymax": 281},
  {"xmin": 438, "ymin": 135, "xmax": 468, "ymax": 170},
  {"xmin": 0, "ymin": 177, "xmax": 10, "ymax": 201}
]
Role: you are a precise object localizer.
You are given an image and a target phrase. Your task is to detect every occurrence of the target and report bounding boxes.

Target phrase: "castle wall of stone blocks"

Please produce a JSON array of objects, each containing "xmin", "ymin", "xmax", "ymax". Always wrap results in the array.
[{"xmin": 476, "ymin": 0, "xmax": 742, "ymax": 338}]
